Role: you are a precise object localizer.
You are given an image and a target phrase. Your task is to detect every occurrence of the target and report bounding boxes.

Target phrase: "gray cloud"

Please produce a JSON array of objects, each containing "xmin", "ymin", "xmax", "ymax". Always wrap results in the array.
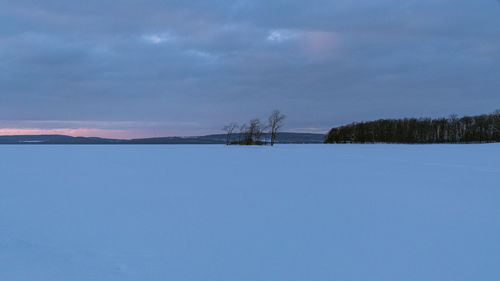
[{"xmin": 0, "ymin": 0, "xmax": 499, "ymax": 136}]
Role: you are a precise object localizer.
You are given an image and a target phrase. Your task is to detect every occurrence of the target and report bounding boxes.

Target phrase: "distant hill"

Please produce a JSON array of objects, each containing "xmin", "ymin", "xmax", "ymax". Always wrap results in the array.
[
  {"xmin": 325, "ymin": 111, "xmax": 500, "ymax": 144},
  {"xmin": 0, "ymin": 135, "xmax": 119, "ymax": 144},
  {"xmin": 0, "ymin": 132, "xmax": 326, "ymax": 145}
]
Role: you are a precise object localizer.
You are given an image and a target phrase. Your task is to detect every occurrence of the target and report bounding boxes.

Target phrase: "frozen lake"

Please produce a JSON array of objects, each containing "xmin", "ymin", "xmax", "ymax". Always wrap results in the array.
[{"xmin": 0, "ymin": 144, "xmax": 499, "ymax": 281}]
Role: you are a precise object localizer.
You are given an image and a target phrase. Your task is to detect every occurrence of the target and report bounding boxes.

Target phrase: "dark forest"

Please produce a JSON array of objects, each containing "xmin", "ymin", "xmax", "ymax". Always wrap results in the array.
[{"xmin": 325, "ymin": 111, "xmax": 500, "ymax": 144}]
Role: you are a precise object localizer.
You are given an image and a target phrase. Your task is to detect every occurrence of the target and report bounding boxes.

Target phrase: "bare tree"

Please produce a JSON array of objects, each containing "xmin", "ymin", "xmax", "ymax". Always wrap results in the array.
[
  {"xmin": 248, "ymin": 119, "xmax": 264, "ymax": 144},
  {"xmin": 238, "ymin": 119, "xmax": 264, "ymax": 145},
  {"xmin": 222, "ymin": 122, "xmax": 238, "ymax": 145},
  {"xmin": 268, "ymin": 110, "xmax": 286, "ymax": 146},
  {"xmin": 449, "ymin": 114, "xmax": 459, "ymax": 143}
]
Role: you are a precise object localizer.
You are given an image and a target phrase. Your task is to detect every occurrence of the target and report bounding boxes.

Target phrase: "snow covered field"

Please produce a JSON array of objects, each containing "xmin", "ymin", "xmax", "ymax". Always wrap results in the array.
[{"xmin": 0, "ymin": 144, "xmax": 499, "ymax": 281}]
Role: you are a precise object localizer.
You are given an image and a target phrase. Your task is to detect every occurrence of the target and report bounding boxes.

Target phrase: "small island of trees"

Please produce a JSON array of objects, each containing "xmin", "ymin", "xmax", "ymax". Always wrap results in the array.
[{"xmin": 223, "ymin": 110, "xmax": 286, "ymax": 145}]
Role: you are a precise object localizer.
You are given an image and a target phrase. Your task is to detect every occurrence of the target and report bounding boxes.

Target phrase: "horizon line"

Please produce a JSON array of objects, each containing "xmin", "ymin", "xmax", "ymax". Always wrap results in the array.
[{"xmin": 0, "ymin": 131, "xmax": 326, "ymax": 141}]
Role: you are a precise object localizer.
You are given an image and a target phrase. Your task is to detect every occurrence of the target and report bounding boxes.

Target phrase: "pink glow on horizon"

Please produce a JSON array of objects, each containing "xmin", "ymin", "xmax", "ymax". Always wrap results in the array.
[{"xmin": 0, "ymin": 128, "xmax": 140, "ymax": 139}]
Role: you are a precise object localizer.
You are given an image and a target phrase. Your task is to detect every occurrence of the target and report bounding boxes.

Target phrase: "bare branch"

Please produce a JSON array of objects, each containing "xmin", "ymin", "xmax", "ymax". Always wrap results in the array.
[
  {"xmin": 268, "ymin": 110, "xmax": 286, "ymax": 146},
  {"xmin": 222, "ymin": 122, "xmax": 238, "ymax": 145}
]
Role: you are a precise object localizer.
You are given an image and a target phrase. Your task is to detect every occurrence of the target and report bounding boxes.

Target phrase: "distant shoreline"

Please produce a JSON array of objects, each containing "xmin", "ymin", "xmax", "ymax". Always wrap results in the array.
[{"xmin": 0, "ymin": 133, "xmax": 326, "ymax": 145}]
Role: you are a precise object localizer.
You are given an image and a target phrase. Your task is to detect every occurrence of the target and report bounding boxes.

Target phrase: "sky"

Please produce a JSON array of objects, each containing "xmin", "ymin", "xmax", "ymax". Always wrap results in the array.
[{"xmin": 1, "ymin": 0, "xmax": 499, "ymax": 138}]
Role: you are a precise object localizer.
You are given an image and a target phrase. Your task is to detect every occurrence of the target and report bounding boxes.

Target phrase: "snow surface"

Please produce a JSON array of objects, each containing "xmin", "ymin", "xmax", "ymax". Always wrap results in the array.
[{"xmin": 0, "ymin": 144, "xmax": 499, "ymax": 281}]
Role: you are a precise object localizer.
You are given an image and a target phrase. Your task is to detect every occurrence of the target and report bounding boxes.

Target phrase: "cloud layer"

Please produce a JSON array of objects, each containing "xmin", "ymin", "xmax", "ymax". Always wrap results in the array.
[{"xmin": 1, "ymin": 0, "xmax": 499, "ymax": 137}]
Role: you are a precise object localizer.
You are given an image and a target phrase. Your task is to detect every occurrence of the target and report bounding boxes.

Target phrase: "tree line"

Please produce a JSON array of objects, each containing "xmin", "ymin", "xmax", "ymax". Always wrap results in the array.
[
  {"xmin": 223, "ymin": 110, "xmax": 285, "ymax": 145},
  {"xmin": 325, "ymin": 110, "xmax": 500, "ymax": 144}
]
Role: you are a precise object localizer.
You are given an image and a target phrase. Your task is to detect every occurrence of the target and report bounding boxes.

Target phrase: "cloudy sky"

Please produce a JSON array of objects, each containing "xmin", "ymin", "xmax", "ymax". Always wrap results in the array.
[{"xmin": 1, "ymin": 0, "xmax": 499, "ymax": 138}]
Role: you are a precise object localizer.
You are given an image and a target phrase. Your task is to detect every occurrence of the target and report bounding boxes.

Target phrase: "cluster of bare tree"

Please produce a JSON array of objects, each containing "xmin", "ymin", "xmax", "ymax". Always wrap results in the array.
[
  {"xmin": 325, "ymin": 110, "xmax": 500, "ymax": 144},
  {"xmin": 223, "ymin": 110, "xmax": 286, "ymax": 145}
]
